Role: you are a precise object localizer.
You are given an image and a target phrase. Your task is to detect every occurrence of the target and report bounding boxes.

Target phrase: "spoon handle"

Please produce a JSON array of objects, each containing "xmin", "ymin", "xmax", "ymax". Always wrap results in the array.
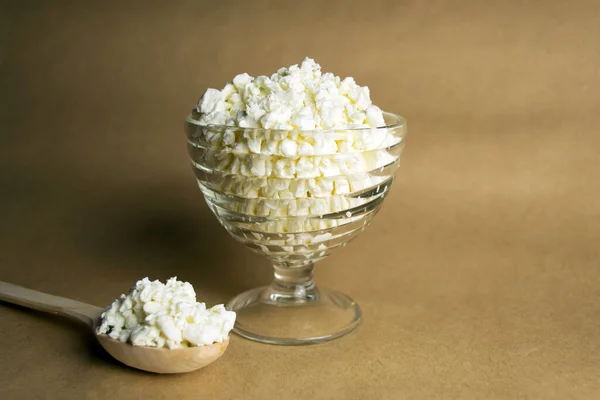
[{"xmin": 0, "ymin": 281, "xmax": 103, "ymax": 329}]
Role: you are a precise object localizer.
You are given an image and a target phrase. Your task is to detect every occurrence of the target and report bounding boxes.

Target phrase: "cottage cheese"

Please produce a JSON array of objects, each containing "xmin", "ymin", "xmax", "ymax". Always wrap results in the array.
[
  {"xmin": 193, "ymin": 58, "xmax": 399, "ymax": 200},
  {"xmin": 191, "ymin": 59, "xmax": 401, "ymax": 255},
  {"xmin": 96, "ymin": 277, "xmax": 236, "ymax": 349},
  {"xmin": 196, "ymin": 58, "xmax": 385, "ymax": 131}
]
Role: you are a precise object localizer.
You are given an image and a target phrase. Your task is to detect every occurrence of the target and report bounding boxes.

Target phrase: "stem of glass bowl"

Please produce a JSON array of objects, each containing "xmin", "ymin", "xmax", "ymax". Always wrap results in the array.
[
  {"xmin": 266, "ymin": 264, "xmax": 318, "ymax": 304},
  {"xmin": 226, "ymin": 261, "xmax": 362, "ymax": 345}
]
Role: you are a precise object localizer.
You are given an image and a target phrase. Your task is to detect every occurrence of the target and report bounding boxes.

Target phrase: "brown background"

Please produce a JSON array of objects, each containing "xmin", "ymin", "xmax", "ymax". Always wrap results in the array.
[{"xmin": 1, "ymin": 0, "xmax": 600, "ymax": 399}]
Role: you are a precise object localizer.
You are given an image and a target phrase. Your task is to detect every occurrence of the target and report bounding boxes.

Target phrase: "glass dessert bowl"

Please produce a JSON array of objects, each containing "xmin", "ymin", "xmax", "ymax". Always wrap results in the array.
[{"xmin": 185, "ymin": 111, "xmax": 407, "ymax": 345}]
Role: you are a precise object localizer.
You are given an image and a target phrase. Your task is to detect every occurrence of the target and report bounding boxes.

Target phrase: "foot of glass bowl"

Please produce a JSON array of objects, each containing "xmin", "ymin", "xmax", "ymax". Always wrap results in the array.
[{"xmin": 226, "ymin": 265, "xmax": 361, "ymax": 345}]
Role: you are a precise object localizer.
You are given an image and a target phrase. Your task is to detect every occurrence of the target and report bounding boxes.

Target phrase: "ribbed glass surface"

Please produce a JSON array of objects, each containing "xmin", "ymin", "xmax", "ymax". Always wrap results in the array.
[{"xmin": 185, "ymin": 112, "xmax": 406, "ymax": 268}]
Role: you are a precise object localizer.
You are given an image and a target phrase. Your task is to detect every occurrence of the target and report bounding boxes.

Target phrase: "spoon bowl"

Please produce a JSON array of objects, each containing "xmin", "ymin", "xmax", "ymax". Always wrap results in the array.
[
  {"xmin": 96, "ymin": 334, "xmax": 229, "ymax": 374},
  {"xmin": 0, "ymin": 281, "xmax": 230, "ymax": 374}
]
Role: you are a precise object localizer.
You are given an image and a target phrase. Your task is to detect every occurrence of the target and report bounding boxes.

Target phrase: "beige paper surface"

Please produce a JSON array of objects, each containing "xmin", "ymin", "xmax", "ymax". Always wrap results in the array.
[{"xmin": 1, "ymin": 1, "xmax": 599, "ymax": 398}]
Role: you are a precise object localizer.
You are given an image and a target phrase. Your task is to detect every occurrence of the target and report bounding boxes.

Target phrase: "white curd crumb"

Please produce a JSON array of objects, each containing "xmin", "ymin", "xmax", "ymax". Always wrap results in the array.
[
  {"xmin": 96, "ymin": 277, "xmax": 236, "ymax": 349},
  {"xmin": 196, "ymin": 58, "xmax": 385, "ymax": 131}
]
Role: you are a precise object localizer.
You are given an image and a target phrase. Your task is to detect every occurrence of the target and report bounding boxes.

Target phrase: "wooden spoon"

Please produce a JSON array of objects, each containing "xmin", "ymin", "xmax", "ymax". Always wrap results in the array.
[{"xmin": 0, "ymin": 281, "xmax": 229, "ymax": 374}]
